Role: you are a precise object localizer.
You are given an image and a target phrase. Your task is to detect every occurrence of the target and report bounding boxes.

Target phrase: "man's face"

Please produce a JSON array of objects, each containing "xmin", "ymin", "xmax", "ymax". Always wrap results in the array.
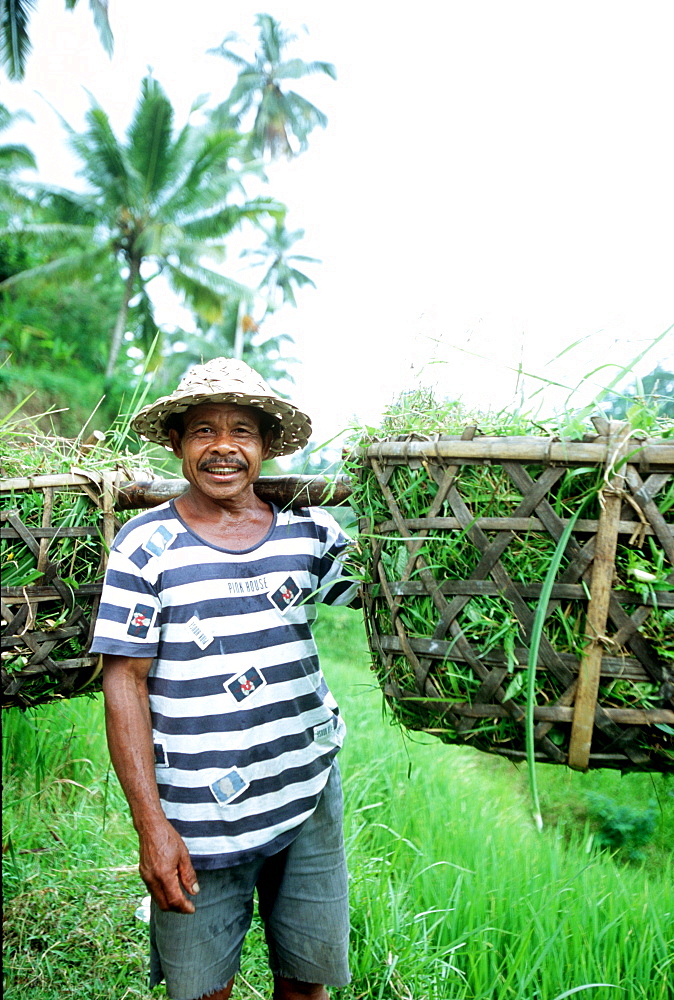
[{"xmin": 169, "ymin": 402, "xmax": 272, "ymax": 504}]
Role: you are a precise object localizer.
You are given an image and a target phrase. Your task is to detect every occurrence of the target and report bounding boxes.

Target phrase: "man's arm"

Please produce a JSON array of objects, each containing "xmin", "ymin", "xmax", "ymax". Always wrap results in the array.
[{"xmin": 102, "ymin": 654, "xmax": 200, "ymax": 913}]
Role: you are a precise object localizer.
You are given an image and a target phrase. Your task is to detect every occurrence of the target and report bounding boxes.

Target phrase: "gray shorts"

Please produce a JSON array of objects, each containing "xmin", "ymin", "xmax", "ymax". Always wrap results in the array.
[{"xmin": 149, "ymin": 762, "xmax": 350, "ymax": 1000}]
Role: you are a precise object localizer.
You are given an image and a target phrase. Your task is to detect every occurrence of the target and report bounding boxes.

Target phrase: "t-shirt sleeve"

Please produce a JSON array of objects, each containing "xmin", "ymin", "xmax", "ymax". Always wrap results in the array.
[
  {"xmin": 311, "ymin": 509, "xmax": 360, "ymax": 607},
  {"xmin": 90, "ymin": 546, "xmax": 161, "ymax": 658}
]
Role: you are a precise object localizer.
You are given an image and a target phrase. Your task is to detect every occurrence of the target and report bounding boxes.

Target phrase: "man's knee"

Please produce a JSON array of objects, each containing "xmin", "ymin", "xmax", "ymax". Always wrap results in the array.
[{"xmin": 273, "ymin": 977, "xmax": 329, "ymax": 1000}]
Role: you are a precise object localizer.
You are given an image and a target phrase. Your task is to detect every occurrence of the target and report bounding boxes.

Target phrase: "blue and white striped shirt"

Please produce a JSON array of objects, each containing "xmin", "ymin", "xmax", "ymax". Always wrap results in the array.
[{"xmin": 91, "ymin": 500, "xmax": 358, "ymax": 869}]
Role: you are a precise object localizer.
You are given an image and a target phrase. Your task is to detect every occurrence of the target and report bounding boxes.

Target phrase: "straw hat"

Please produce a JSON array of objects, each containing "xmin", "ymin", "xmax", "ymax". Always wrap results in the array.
[{"xmin": 131, "ymin": 358, "xmax": 312, "ymax": 458}]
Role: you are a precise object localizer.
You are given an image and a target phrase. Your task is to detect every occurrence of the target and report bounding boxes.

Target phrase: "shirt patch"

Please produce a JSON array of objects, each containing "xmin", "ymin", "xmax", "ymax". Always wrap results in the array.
[
  {"xmin": 268, "ymin": 576, "xmax": 301, "ymax": 614},
  {"xmin": 143, "ymin": 524, "xmax": 176, "ymax": 558},
  {"xmin": 225, "ymin": 666, "xmax": 267, "ymax": 703},
  {"xmin": 126, "ymin": 603, "xmax": 156, "ymax": 638},
  {"xmin": 313, "ymin": 719, "xmax": 336, "ymax": 744},
  {"xmin": 153, "ymin": 738, "xmax": 169, "ymax": 768},
  {"xmin": 211, "ymin": 769, "xmax": 249, "ymax": 806},
  {"xmin": 313, "ymin": 716, "xmax": 346, "ymax": 747},
  {"xmin": 185, "ymin": 616, "xmax": 213, "ymax": 650}
]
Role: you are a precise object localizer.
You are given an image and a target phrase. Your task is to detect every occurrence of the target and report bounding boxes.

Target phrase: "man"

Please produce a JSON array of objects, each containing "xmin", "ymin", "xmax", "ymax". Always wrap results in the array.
[{"xmin": 91, "ymin": 358, "xmax": 359, "ymax": 1000}]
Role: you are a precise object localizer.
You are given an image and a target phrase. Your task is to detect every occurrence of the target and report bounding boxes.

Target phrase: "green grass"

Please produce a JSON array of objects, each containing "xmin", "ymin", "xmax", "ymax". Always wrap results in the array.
[{"xmin": 3, "ymin": 605, "xmax": 673, "ymax": 999}]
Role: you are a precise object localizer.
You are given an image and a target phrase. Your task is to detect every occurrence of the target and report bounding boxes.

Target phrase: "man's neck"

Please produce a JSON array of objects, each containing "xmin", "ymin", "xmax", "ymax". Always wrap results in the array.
[{"xmin": 174, "ymin": 488, "xmax": 274, "ymax": 550}]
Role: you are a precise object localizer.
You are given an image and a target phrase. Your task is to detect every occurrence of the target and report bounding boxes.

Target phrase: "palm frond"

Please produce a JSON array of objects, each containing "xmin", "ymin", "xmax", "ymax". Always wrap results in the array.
[
  {"xmin": 158, "ymin": 132, "xmax": 252, "ymax": 218},
  {"xmin": 64, "ymin": 0, "xmax": 113, "ymax": 55},
  {"xmin": 206, "ymin": 33, "xmax": 249, "ymax": 69},
  {"xmin": 164, "ymin": 262, "xmax": 252, "ymax": 324},
  {"xmin": 127, "ymin": 77, "xmax": 175, "ymax": 200},
  {"xmin": 0, "ymin": 244, "xmax": 111, "ymax": 289},
  {"xmin": 1, "ymin": 0, "xmax": 36, "ymax": 81},
  {"xmin": 69, "ymin": 101, "xmax": 131, "ymax": 203},
  {"xmin": 255, "ymin": 13, "xmax": 293, "ymax": 65},
  {"xmin": 0, "ymin": 220, "xmax": 98, "ymax": 240},
  {"xmin": 221, "ymin": 71, "xmax": 263, "ymax": 117},
  {"xmin": 276, "ymin": 58, "xmax": 337, "ymax": 81},
  {"xmin": 0, "ymin": 142, "xmax": 37, "ymax": 173},
  {"xmin": 180, "ymin": 197, "xmax": 284, "ymax": 241},
  {"xmin": 0, "ymin": 103, "xmax": 34, "ymax": 133},
  {"xmin": 87, "ymin": 0, "xmax": 113, "ymax": 56}
]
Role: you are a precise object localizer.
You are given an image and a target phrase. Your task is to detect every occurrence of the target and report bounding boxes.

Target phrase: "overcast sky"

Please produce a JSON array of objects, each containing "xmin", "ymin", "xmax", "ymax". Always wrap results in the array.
[{"xmin": 4, "ymin": 0, "xmax": 673, "ymax": 447}]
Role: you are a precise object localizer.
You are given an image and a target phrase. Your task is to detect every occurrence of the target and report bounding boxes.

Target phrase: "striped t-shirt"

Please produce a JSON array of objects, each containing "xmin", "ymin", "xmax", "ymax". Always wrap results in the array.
[{"xmin": 91, "ymin": 500, "xmax": 358, "ymax": 869}]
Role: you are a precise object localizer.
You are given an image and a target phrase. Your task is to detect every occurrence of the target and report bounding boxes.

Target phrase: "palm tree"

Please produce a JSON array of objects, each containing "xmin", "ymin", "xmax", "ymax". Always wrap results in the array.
[
  {"xmin": 208, "ymin": 13, "xmax": 336, "ymax": 159},
  {"xmin": 242, "ymin": 217, "xmax": 318, "ymax": 311},
  {"xmin": 1, "ymin": 76, "xmax": 284, "ymax": 379},
  {"xmin": 1, "ymin": 0, "xmax": 113, "ymax": 81}
]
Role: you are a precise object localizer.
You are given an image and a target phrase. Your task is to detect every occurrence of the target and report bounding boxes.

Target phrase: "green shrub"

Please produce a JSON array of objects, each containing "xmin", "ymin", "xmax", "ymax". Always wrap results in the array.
[{"xmin": 587, "ymin": 792, "xmax": 658, "ymax": 861}]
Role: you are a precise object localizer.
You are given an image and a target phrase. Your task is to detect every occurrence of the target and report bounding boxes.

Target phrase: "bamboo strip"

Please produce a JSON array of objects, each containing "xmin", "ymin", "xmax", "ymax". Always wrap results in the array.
[
  {"xmin": 384, "ymin": 580, "xmax": 673, "ymax": 608},
  {"xmin": 569, "ymin": 422, "xmax": 632, "ymax": 770},
  {"xmin": 0, "ymin": 473, "xmax": 96, "ymax": 490},
  {"xmin": 624, "ymin": 467, "xmax": 674, "ymax": 565},
  {"xmin": 391, "ymin": 699, "xmax": 674, "ymax": 726},
  {"xmin": 1, "ymin": 526, "xmax": 103, "ymax": 538},
  {"xmin": 376, "ymin": 635, "xmax": 655, "ymax": 681},
  {"xmin": 373, "ymin": 516, "xmax": 656, "ymax": 535},
  {"xmin": 356, "ymin": 438, "xmax": 674, "ymax": 468}
]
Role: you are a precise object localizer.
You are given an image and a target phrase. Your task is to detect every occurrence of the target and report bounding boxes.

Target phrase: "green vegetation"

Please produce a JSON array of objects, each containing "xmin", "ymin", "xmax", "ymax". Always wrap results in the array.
[
  {"xmin": 2, "ymin": 75, "xmax": 285, "ymax": 379},
  {"xmin": 3, "ymin": 605, "xmax": 672, "ymax": 999}
]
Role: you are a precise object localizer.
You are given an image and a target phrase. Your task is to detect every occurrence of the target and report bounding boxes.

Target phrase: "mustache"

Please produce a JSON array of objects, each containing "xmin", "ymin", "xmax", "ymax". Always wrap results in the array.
[{"xmin": 199, "ymin": 458, "xmax": 248, "ymax": 472}]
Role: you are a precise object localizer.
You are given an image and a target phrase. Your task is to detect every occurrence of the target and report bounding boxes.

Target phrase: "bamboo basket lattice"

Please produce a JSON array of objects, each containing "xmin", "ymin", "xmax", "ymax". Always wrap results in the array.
[
  {"xmin": 1, "ymin": 471, "xmax": 121, "ymax": 708},
  {"xmin": 350, "ymin": 419, "xmax": 674, "ymax": 772}
]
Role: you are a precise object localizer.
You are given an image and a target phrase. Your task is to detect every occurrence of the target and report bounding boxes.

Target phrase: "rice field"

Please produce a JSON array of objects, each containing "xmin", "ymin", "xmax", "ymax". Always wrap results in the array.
[{"xmin": 3, "ymin": 606, "xmax": 672, "ymax": 1000}]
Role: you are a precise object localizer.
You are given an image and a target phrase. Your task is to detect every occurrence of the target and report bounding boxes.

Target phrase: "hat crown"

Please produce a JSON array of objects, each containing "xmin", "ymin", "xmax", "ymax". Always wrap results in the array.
[{"xmin": 177, "ymin": 358, "xmax": 273, "ymax": 398}]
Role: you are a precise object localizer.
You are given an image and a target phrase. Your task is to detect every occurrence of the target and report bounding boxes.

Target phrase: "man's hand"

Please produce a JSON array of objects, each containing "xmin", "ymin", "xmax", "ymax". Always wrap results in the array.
[{"xmin": 139, "ymin": 819, "xmax": 201, "ymax": 913}]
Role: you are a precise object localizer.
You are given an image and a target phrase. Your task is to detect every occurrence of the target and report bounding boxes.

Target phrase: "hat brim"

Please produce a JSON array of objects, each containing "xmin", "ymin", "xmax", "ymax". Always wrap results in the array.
[{"xmin": 131, "ymin": 389, "xmax": 312, "ymax": 458}]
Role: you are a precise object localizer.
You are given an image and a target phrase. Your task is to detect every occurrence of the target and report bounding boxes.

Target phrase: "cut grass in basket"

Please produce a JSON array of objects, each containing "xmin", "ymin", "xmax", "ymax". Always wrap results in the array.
[{"xmin": 1, "ymin": 380, "xmax": 174, "ymax": 705}]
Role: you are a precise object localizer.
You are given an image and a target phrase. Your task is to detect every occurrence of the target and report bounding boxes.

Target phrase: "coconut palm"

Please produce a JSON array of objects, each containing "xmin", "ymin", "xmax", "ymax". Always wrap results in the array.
[
  {"xmin": 1, "ymin": 0, "xmax": 113, "ymax": 81},
  {"xmin": 208, "ymin": 13, "xmax": 336, "ymax": 159},
  {"xmin": 242, "ymin": 217, "xmax": 318, "ymax": 311},
  {"xmin": 1, "ymin": 75, "xmax": 284, "ymax": 379}
]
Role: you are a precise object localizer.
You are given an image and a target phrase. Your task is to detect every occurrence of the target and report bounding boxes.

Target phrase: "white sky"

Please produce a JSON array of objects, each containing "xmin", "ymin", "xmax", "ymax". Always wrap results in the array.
[{"xmin": 3, "ymin": 0, "xmax": 673, "ymax": 449}]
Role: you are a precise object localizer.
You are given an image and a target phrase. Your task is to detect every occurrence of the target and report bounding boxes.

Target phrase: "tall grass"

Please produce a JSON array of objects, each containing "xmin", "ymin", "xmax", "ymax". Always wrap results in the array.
[{"xmin": 3, "ymin": 605, "xmax": 673, "ymax": 999}]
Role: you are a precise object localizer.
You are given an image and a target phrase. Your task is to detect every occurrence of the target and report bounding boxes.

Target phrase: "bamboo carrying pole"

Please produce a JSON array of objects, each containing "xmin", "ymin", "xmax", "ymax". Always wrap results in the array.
[
  {"xmin": 0, "ymin": 474, "xmax": 353, "ymax": 510},
  {"xmin": 568, "ymin": 422, "xmax": 633, "ymax": 771},
  {"xmin": 116, "ymin": 474, "xmax": 353, "ymax": 510}
]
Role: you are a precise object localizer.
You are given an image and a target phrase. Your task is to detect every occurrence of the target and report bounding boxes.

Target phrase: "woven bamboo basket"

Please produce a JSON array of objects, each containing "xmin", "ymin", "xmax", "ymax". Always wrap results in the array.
[
  {"xmin": 349, "ymin": 418, "xmax": 674, "ymax": 772},
  {"xmin": 1, "ymin": 470, "xmax": 122, "ymax": 708},
  {"xmin": 1, "ymin": 471, "xmax": 350, "ymax": 709}
]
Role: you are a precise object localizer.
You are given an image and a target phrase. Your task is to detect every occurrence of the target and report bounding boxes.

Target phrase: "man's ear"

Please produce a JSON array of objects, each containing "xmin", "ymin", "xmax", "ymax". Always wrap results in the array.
[
  {"xmin": 261, "ymin": 430, "xmax": 274, "ymax": 461},
  {"xmin": 168, "ymin": 428, "xmax": 183, "ymax": 458}
]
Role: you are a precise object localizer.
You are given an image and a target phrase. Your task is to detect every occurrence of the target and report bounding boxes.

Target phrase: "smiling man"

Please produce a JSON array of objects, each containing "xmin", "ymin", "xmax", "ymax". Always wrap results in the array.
[{"xmin": 91, "ymin": 358, "xmax": 359, "ymax": 1000}]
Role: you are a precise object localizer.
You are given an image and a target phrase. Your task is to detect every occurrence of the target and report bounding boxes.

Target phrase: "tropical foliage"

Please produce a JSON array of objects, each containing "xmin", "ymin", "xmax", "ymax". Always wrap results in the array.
[{"xmin": 1, "ymin": 14, "xmax": 332, "ymax": 437}]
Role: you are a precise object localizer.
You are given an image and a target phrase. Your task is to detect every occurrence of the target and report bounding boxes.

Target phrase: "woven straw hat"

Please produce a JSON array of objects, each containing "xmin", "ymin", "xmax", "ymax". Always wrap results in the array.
[{"xmin": 131, "ymin": 358, "xmax": 312, "ymax": 458}]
